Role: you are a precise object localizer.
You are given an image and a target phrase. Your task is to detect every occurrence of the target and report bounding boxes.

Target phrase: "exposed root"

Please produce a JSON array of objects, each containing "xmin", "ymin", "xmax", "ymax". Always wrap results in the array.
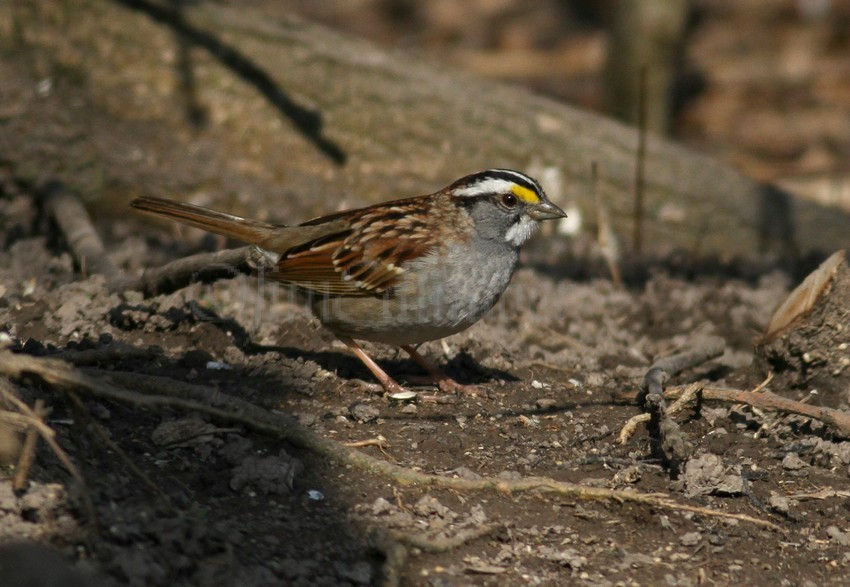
[
  {"xmin": 367, "ymin": 530, "xmax": 409, "ymax": 587},
  {"xmin": 0, "ymin": 380, "xmax": 87, "ymax": 489},
  {"xmin": 344, "ymin": 437, "xmax": 390, "ymax": 449},
  {"xmin": 389, "ymin": 523, "xmax": 503, "ymax": 553}
]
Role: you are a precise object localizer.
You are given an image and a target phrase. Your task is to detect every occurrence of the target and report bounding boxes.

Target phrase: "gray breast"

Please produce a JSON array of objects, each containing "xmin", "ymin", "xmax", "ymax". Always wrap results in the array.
[
  {"xmin": 312, "ymin": 239, "xmax": 519, "ymax": 346},
  {"xmin": 401, "ymin": 239, "xmax": 518, "ymax": 330}
]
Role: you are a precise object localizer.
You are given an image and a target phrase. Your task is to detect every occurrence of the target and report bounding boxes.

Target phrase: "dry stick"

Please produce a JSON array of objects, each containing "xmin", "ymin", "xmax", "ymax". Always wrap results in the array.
[
  {"xmin": 344, "ymin": 438, "xmax": 390, "ymax": 449},
  {"xmin": 390, "ymin": 523, "xmax": 503, "ymax": 554},
  {"xmin": 0, "ymin": 352, "xmax": 781, "ymax": 531},
  {"xmin": 643, "ymin": 336, "xmax": 727, "ymax": 397},
  {"xmin": 591, "ymin": 161, "xmax": 623, "ymax": 287},
  {"xmin": 641, "ymin": 384, "xmax": 850, "ymax": 436},
  {"xmin": 620, "ymin": 382, "xmax": 703, "ymax": 444},
  {"xmin": 0, "ymin": 411, "xmax": 30, "ymax": 431},
  {"xmin": 3, "ymin": 354, "xmax": 262, "ymax": 426},
  {"xmin": 109, "ymin": 246, "xmax": 255, "ymax": 297},
  {"xmin": 12, "ymin": 399, "xmax": 48, "ymax": 492},
  {"xmin": 787, "ymin": 489, "xmax": 850, "ymax": 501},
  {"xmin": 751, "ymin": 372, "xmax": 774, "ymax": 394},
  {"xmin": 39, "ymin": 181, "xmax": 121, "ymax": 281},
  {"xmin": 632, "ymin": 65, "xmax": 648, "ymax": 255},
  {"xmin": 640, "ymin": 338, "xmax": 726, "ymax": 465},
  {"xmin": 0, "ymin": 380, "xmax": 97, "ymax": 528},
  {"xmin": 0, "ymin": 381, "xmax": 87, "ymax": 488}
]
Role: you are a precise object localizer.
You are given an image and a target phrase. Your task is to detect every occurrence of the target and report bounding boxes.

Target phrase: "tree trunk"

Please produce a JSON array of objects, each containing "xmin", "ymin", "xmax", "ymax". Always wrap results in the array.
[{"xmin": 604, "ymin": 0, "xmax": 691, "ymax": 135}]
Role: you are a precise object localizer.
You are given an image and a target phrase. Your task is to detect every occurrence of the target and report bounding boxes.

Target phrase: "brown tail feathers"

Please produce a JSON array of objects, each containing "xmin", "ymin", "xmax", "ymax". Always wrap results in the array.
[{"xmin": 130, "ymin": 196, "xmax": 278, "ymax": 245}]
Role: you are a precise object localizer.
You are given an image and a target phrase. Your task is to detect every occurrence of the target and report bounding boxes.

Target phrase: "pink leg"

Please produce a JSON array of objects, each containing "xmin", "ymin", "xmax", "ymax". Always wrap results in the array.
[
  {"xmin": 338, "ymin": 336, "xmax": 406, "ymax": 394},
  {"xmin": 401, "ymin": 345, "xmax": 488, "ymax": 397}
]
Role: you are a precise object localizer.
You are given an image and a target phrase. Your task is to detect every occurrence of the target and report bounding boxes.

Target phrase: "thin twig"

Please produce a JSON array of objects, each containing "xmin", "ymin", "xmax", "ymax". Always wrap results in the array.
[
  {"xmin": 787, "ymin": 489, "xmax": 850, "ymax": 501},
  {"xmin": 0, "ymin": 379, "xmax": 97, "ymax": 528},
  {"xmin": 109, "ymin": 246, "xmax": 255, "ymax": 296},
  {"xmin": 632, "ymin": 65, "xmax": 648, "ymax": 254},
  {"xmin": 40, "ymin": 181, "xmax": 120, "ymax": 281},
  {"xmin": 640, "ymin": 336, "xmax": 725, "ymax": 408},
  {"xmin": 591, "ymin": 161, "xmax": 623, "ymax": 287},
  {"xmin": 344, "ymin": 438, "xmax": 390, "ymax": 449},
  {"xmin": 12, "ymin": 399, "xmax": 48, "ymax": 492},
  {"xmin": 620, "ymin": 382, "xmax": 703, "ymax": 444},
  {"xmin": 390, "ymin": 523, "xmax": 503, "ymax": 553},
  {"xmin": 751, "ymin": 372, "xmax": 774, "ymax": 393},
  {"xmin": 0, "ymin": 381, "xmax": 86, "ymax": 488}
]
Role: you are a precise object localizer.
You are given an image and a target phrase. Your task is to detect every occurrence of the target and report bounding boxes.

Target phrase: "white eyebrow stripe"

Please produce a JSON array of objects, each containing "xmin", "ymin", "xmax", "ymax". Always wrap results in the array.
[{"xmin": 453, "ymin": 178, "xmax": 517, "ymax": 198}]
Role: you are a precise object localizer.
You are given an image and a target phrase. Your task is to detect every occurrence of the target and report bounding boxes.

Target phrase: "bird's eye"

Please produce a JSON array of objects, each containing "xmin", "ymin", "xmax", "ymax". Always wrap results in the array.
[{"xmin": 501, "ymin": 193, "xmax": 518, "ymax": 208}]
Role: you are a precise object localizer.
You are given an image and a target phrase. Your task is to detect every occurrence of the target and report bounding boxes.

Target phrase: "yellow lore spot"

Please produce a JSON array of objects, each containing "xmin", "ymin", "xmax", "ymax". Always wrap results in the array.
[{"xmin": 511, "ymin": 184, "xmax": 540, "ymax": 204}]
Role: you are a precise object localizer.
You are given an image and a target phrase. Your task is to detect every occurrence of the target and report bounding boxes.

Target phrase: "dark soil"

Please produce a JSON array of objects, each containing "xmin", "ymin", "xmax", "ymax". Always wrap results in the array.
[{"xmin": 3, "ymin": 177, "xmax": 850, "ymax": 587}]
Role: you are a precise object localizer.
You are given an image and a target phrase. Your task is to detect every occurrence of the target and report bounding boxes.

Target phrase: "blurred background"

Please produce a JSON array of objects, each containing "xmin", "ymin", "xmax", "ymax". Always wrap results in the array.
[
  {"xmin": 262, "ymin": 0, "xmax": 850, "ymax": 211},
  {"xmin": 3, "ymin": 0, "xmax": 849, "ymax": 258}
]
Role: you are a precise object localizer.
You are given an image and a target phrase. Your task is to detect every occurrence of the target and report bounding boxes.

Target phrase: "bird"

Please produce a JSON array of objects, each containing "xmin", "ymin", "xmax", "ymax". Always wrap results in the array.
[{"xmin": 131, "ymin": 169, "xmax": 566, "ymax": 396}]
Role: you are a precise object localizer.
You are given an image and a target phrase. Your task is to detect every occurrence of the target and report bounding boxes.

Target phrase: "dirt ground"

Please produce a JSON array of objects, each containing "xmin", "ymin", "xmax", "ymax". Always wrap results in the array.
[
  {"xmin": 3, "ymin": 177, "xmax": 850, "ymax": 586},
  {"xmin": 3, "ymin": 1, "xmax": 850, "ymax": 586}
]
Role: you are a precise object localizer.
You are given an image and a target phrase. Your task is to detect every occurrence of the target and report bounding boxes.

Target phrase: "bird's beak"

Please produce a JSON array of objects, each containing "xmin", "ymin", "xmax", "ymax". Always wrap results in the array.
[{"xmin": 527, "ymin": 200, "xmax": 567, "ymax": 221}]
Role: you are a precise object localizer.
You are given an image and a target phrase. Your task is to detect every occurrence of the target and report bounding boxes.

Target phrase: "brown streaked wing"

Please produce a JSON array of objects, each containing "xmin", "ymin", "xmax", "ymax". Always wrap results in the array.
[
  {"xmin": 270, "ymin": 195, "xmax": 438, "ymax": 296},
  {"xmin": 268, "ymin": 230, "xmax": 364, "ymax": 295}
]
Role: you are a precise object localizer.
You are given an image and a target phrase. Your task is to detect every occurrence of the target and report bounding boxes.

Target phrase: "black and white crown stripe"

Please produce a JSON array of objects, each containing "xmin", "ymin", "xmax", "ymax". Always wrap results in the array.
[{"xmin": 450, "ymin": 169, "xmax": 545, "ymax": 199}]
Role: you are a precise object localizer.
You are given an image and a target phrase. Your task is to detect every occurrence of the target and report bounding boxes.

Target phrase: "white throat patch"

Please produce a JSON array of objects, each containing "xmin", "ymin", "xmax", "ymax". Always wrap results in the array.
[{"xmin": 504, "ymin": 215, "xmax": 539, "ymax": 246}]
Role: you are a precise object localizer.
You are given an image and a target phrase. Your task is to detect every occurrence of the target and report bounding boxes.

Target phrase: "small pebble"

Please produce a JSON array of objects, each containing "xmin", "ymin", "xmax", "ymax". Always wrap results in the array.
[
  {"xmin": 348, "ymin": 403, "xmax": 379, "ymax": 423},
  {"xmin": 782, "ymin": 453, "xmax": 807, "ymax": 470},
  {"xmin": 680, "ymin": 532, "xmax": 701, "ymax": 546},
  {"xmin": 768, "ymin": 492, "xmax": 790, "ymax": 515},
  {"xmin": 826, "ymin": 525, "xmax": 850, "ymax": 546},
  {"xmin": 205, "ymin": 361, "xmax": 231, "ymax": 370},
  {"xmin": 535, "ymin": 398, "xmax": 557, "ymax": 410}
]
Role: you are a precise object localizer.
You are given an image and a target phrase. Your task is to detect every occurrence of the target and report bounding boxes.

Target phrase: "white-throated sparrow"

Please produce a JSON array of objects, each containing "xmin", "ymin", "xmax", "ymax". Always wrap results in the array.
[{"xmin": 131, "ymin": 169, "xmax": 565, "ymax": 396}]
